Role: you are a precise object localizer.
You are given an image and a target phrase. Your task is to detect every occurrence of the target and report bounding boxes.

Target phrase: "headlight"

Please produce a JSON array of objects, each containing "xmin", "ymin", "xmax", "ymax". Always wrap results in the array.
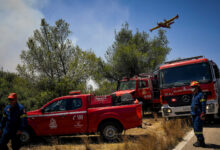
[
  {"xmin": 167, "ymin": 109, "xmax": 172, "ymax": 113},
  {"xmin": 163, "ymin": 108, "xmax": 172, "ymax": 115},
  {"xmin": 206, "ymin": 103, "xmax": 215, "ymax": 112}
]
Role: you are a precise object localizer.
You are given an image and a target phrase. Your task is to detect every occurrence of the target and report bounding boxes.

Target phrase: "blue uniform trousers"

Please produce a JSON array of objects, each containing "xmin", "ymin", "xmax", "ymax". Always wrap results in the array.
[
  {"xmin": 192, "ymin": 115, "xmax": 204, "ymax": 142},
  {"xmin": 0, "ymin": 131, "xmax": 20, "ymax": 150}
]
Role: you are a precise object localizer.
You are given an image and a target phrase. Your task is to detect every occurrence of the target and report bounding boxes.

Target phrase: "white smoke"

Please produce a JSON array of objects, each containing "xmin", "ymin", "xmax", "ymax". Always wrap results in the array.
[{"xmin": 0, "ymin": 0, "xmax": 47, "ymax": 72}]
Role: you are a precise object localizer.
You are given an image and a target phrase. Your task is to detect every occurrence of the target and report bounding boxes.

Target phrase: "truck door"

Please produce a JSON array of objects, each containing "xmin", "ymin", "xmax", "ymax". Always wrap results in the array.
[
  {"xmin": 62, "ymin": 97, "xmax": 88, "ymax": 134},
  {"xmin": 33, "ymin": 99, "xmax": 72, "ymax": 136},
  {"xmin": 37, "ymin": 98, "xmax": 87, "ymax": 135},
  {"xmin": 137, "ymin": 80, "xmax": 152, "ymax": 100}
]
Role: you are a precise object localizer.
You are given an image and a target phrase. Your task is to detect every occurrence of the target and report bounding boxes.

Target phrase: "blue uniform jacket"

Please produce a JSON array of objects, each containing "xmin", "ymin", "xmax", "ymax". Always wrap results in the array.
[
  {"xmin": 0, "ymin": 103, "xmax": 27, "ymax": 134},
  {"xmin": 191, "ymin": 92, "xmax": 206, "ymax": 116}
]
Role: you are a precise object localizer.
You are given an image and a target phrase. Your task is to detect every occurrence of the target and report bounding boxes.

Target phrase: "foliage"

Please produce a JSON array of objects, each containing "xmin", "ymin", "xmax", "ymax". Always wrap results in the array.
[
  {"xmin": 103, "ymin": 23, "xmax": 171, "ymax": 81},
  {"xmin": 0, "ymin": 70, "xmax": 53, "ymax": 111},
  {"xmin": 0, "ymin": 20, "xmax": 172, "ymax": 111},
  {"xmin": 94, "ymin": 80, "xmax": 117, "ymax": 95},
  {"xmin": 18, "ymin": 19, "xmax": 73, "ymax": 81},
  {"xmin": 0, "ymin": 71, "xmax": 17, "ymax": 109},
  {"xmin": 14, "ymin": 19, "xmax": 104, "ymax": 109}
]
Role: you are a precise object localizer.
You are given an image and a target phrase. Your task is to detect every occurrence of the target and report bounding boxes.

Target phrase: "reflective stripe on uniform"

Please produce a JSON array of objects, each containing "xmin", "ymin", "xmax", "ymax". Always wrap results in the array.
[
  {"xmin": 20, "ymin": 114, "xmax": 27, "ymax": 118},
  {"xmin": 200, "ymin": 99, "xmax": 206, "ymax": 102},
  {"xmin": 195, "ymin": 131, "xmax": 203, "ymax": 135}
]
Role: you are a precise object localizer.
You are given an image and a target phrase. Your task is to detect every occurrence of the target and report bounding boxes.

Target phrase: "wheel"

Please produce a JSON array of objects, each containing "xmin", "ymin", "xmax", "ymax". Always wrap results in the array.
[
  {"xmin": 100, "ymin": 122, "xmax": 122, "ymax": 142},
  {"xmin": 20, "ymin": 131, "xmax": 31, "ymax": 143},
  {"xmin": 19, "ymin": 127, "xmax": 36, "ymax": 144}
]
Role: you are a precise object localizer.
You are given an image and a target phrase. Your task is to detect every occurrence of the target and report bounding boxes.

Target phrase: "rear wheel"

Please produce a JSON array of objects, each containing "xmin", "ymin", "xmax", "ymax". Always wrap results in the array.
[
  {"xmin": 20, "ymin": 127, "xmax": 36, "ymax": 144},
  {"xmin": 100, "ymin": 122, "xmax": 122, "ymax": 142}
]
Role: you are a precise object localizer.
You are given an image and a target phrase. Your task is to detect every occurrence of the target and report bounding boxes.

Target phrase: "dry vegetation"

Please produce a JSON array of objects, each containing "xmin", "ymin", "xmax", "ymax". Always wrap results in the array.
[{"xmin": 19, "ymin": 115, "xmax": 191, "ymax": 150}]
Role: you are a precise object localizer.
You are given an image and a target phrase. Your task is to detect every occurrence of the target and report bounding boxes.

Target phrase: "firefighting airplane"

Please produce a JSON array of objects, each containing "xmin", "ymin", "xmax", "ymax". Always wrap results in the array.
[{"xmin": 150, "ymin": 14, "xmax": 179, "ymax": 32}]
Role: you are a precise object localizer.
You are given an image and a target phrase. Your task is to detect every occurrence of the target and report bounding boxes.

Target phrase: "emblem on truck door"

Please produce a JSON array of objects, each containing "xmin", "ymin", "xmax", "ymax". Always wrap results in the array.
[
  {"xmin": 182, "ymin": 95, "xmax": 191, "ymax": 103},
  {"xmin": 74, "ymin": 121, "xmax": 83, "ymax": 128},
  {"xmin": 49, "ymin": 118, "xmax": 58, "ymax": 129}
]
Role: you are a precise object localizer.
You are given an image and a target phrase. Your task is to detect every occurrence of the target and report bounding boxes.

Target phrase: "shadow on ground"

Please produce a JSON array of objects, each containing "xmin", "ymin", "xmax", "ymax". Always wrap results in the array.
[
  {"xmin": 205, "ymin": 143, "xmax": 220, "ymax": 149},
  {"xmin": 143, "ymin": 112, "xmax": 162, "ymax": 119},
  {"xmin": 204, "ymin": 118, "xmax": 220, "ymax": 128}
]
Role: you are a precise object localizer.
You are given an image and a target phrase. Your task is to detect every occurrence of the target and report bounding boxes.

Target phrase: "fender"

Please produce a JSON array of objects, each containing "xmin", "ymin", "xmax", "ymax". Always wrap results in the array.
[
  {"xmin": 88, "ymin": 111, "xmax": 125, "ymax": 133},
  {"xmin": 27, "ymin": 118, "xmax": 41, "ymax": 136}
]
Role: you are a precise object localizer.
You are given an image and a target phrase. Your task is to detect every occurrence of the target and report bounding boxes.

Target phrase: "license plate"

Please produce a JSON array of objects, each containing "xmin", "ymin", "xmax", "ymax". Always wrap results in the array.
[{"xmin": 182, "ymin": 107, "xmax": 191, "ymax": 111}]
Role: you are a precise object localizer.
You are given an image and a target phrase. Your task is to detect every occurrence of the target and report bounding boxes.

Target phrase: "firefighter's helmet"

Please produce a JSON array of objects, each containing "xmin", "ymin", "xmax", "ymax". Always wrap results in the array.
[
  {"xmin": 8, "ymin": 93, "xmax": 17, "ymax": 100},
  {"xmin": 190, "ymin": 81, "xmax": 200, "ymax": 87}
]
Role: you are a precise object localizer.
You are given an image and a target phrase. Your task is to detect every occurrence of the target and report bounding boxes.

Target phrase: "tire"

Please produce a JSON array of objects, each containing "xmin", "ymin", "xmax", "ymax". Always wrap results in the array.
[
  {"xmin": 20, "ymin": 127, "xmax": 35, "ymax": 144},
  {"xmin": 100, "ymin": 122, "xmax": 122, "ymax": 142},
  {"xmin": 20, "ymin": 131, "xmax": 31, "ymax": 143}
]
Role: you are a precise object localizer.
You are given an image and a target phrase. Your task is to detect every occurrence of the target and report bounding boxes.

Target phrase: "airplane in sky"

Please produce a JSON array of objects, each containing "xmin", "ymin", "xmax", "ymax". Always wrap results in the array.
[{"xmin": 150, "ymin": 14, "xmax": 179, "ymax": 32}]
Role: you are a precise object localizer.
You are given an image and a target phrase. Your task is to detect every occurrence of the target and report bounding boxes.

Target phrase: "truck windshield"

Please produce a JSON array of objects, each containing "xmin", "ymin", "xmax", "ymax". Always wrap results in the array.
[
  {"xmin": 160, "ymin": 62, "xmax": 212, "ymax": 88},
  {"xmin": 118, "ymin": 80, "xmax": 136, "ymax": 90}
]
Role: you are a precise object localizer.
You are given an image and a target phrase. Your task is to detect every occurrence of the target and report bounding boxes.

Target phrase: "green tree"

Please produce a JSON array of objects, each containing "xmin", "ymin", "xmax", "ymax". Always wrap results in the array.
[
  {"xmin": 16, "ymin": 18, "xmax": 105, "ymax": 106},
  {"xmin": 103, "ymin": 23, "xmax": 171, "ymax": 81},
  {"xmin": 17, "ymin": 19, "xmax": 74, "ymax": 82},
  {"xmin": 0, "ymin": 70, "xmax": 17, "ymax": 107},
  {"xmin": 16, "ymin": 18, "xmax": 79, "ymax": 103}
]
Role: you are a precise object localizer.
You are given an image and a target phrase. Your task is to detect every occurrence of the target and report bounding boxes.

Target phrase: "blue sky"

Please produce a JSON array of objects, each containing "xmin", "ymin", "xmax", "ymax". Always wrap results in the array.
[{"xmin": 1, "ymin": 0, "xmax": 220, "ymax": 72}]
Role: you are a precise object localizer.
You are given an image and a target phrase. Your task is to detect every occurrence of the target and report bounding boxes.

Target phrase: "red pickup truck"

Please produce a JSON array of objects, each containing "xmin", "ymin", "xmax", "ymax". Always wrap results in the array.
[{"xmin": 23, "ymin": 93, "xmax": 142, "ymax": 142}]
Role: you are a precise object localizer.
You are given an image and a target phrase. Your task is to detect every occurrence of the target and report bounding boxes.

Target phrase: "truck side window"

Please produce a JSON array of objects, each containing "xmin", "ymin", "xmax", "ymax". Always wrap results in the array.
[
  {"xmin": 44, "ymin": 98, "xmax": 82, "ymax": 112},
  {"xmin": 44, "ymin": 100, "xmax": 61, "ymax": 112},
  {"xmin": 68, "ymin": 98, "xmax": 82, "ymax": 110},
  {"xmin": 138, "ymin": 81, "xmax": 148, "ymax": 88}
]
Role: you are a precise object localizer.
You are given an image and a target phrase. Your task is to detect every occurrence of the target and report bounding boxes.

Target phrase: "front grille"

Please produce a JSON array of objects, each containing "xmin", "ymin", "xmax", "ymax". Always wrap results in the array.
[
  {"xmin": 164, "ymin": 94, "xmax": 192, "ymax": 107},
  {"xmin": 175, "ymin": 111, "xmax": 191, "ymax": 115}
]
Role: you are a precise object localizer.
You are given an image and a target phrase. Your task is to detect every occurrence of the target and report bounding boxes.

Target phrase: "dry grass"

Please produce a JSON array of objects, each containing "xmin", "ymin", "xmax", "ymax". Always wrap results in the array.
[
  {"xmin": 118, "ymin": 118, "xmax": 191, "ymax": 150},
  {"xmin": 20, "ymin": 117, "xmax": 191, "ymax": 150}
]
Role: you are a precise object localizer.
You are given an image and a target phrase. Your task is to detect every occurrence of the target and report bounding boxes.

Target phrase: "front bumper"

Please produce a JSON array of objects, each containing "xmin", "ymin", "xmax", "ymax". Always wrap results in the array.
[{"xmin": 161, "ymin": 100, "xmax": 219, "ymax": 118}]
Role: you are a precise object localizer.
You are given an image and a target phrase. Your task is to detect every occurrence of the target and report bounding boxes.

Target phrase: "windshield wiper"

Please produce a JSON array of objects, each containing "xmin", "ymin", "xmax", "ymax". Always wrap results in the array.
[
  {"xmin": 173, "ymin": 82, "xmax": 189, "ymax": 86},
  {"xmin": 161, "ymin": 83, "xmax": 174, "ymax": 88},
  {"xmin": 199, "ymin": 79, "xmax": 211, "ymax": 84},
  {"xmin": 162, "ymin": 82, "xmax": 189, "ymax": 88}
]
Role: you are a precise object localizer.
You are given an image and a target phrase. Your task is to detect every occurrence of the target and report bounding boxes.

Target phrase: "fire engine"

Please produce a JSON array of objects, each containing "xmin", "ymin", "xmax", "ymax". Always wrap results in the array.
[
  {"xmin": 159, "ymin": 56, "xmax": 220, "ymax": 119},
  {"xmin": 113, "ymin": 74, "xmax": 161, "ymax": 112}
]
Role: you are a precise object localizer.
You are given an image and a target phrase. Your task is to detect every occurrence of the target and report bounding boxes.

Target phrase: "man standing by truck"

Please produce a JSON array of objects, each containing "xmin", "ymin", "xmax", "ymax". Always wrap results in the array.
[
  {"xmin": 0, "ymin": 93, "xmax": 27, "ymax": 150},
  {"xmin": 190, "ymin": 81, "xmax": 206, "ymax": 147}
]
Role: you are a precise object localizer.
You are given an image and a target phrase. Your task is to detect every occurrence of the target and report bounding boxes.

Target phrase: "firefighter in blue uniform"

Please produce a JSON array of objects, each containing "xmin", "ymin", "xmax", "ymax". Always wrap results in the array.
[
  {"xmin": 190, "ymin": 81, "xmax": 206, "ymax": 147},
  {"xmin": 0, "ymin": 93, "xmax": 27, "ymax": 150}
]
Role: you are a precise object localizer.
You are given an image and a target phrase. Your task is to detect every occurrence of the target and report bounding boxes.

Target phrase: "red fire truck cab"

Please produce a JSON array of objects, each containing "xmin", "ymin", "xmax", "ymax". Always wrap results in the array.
[
  {"xmin": 114, "ymin": 74, "xmax": 161, "ymax": 112},
  {"xmin": 24, "ymin": 92, "xmax": 142, "ymax": 142},
  {"xmin": 159, "ymin": 56, "xmax": 220, "ymax": 119}
]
